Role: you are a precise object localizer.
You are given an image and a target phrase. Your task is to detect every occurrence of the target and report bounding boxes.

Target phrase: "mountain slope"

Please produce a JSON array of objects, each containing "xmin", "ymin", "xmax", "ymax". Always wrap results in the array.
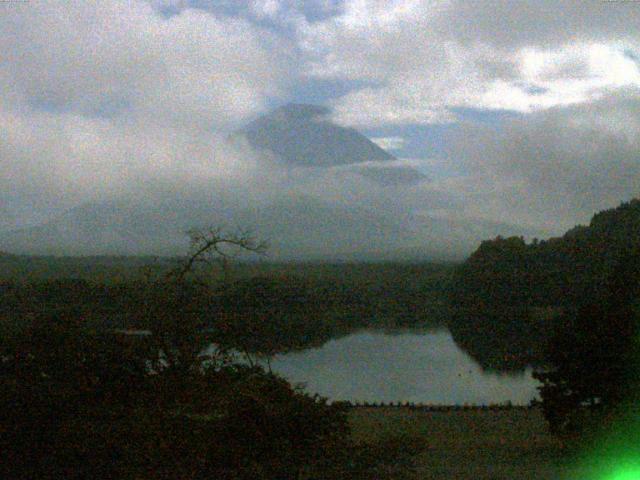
[
  {"xmin": 0, "ymin": 103, "xmax": 542, "ymax": 259},
  {"xmin": 0, "ymin": 194, "xmax": 410, "ymax": 258},
  {"xmin": 236, "ymin": 103, "xmax": 394, "ymax": 167},
  {"xmin": 0, "ymin": 190, "xmax": 539, "ymax": 260}
]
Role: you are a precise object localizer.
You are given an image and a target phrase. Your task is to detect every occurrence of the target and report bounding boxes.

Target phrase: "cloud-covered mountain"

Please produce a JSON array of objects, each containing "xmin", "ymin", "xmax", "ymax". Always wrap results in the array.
[
  {"xmin": 0, "ymin": 194, "xmax": 404, "ymax": 258},
  {"xmin": 0, "ymin": 103, "xmax": 543, "ymax": 260},
  {"xmin": 237, "ymin": 103, "xmax": 394, "ymax": 167},
  {"xmin": 0, "ymin": 1, "xmax": 638, "ymax": 261},
  {"xmin": 0, "ymin": 191, "xmax": 538, "ymax": 261},
  {"xmin": 350, "ymin": 164, "xmax": 428, "ymax": 187},
  {"xmin": 235, "ymin": 103, "xmax": 428, "ymax": 186}
]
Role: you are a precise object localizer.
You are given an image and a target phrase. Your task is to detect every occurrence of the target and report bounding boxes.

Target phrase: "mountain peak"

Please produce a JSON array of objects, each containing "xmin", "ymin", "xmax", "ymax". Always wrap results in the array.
[
  {"xmin": 237, "ymin": 103, "xmax": 394, "ymax": 167},
  {"xmin": 269, "ymin": 103, "xmax": 330, "ymax": 120}
]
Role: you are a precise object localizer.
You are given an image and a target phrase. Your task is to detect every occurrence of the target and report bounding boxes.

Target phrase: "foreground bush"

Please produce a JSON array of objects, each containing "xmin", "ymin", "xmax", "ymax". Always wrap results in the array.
[{"xmin": 0, "ymin": 313, "xmax": 352, "ymax": 479}]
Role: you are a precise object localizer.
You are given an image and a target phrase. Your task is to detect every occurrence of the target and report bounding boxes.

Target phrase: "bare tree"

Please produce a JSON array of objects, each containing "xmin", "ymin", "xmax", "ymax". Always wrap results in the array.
[
  {"xmin": 141, "ymin": 227, "xmax": 267, "ymax": 374},
  {"xmin": 171, "ymin": 226, "xmax": 268, "ymax": 284}
]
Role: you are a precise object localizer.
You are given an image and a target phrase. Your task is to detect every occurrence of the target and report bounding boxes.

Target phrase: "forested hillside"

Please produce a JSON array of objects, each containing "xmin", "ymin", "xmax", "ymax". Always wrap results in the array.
[{"xmin": 449, "ymin": 199, "xmax": 640, "ymax": 370}]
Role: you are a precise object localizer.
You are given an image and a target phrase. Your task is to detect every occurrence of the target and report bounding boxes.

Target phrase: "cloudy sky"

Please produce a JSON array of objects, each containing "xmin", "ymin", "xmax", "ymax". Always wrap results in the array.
[{"xmin": 1, "ymin": 0, "xmax": 639, "ymax": 250}]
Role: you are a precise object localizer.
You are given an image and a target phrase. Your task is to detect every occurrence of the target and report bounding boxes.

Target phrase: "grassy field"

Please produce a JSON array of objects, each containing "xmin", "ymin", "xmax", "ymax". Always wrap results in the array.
[{"xmin": 348, "ymin": 407, "xmax": 576, "ymax": 480}]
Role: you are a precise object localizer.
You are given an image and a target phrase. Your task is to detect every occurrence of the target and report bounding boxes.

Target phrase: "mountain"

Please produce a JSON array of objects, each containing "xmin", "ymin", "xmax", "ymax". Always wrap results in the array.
[
  {"xmin": 0, "ymin": 192, "xmax": 541, "ymax": 260},
  {"xmin": 236, "ymin": 103, "xmax": 394, "ymax": 167},
  {"xmin": 235, "ymin": 103, "xmax": 428, "ymax": 186},
  {"xmin": 0, "ymin": 193, "xmax": 409, "ymax": 258},
  {"xmin": 0, "ymin": 103, "xmax": 539, "ymax": 259},
  {"xmin": 351, "ymin": 165, "xmax": 428, "ymax": 187}
]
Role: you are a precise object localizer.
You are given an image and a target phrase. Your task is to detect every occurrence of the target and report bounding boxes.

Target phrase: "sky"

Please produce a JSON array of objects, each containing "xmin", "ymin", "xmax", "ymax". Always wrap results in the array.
[{"xmin": 1, "ymin": 0, "xmax": 640, "ymax": 252}]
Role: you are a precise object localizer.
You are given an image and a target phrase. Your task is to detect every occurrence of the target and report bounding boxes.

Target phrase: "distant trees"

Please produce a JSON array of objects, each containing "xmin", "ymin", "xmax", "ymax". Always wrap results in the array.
[
  {"xmin": 449, "ymin": 235, "xmax": 552, "ymax": 370},
  {"xmin": 0, "ymin": 225, "xmax": 437, "ymax": 479},
  {"xmin": 137, "ymin": 227, "xmax": 339, "ymax": 367},
  {"xmin": 212, "ymin": 275, "xmax": 329, "ymax": 363},
  {"xmin": 449, "ymin": 198, "xmax": 640, "ymax": 435}
]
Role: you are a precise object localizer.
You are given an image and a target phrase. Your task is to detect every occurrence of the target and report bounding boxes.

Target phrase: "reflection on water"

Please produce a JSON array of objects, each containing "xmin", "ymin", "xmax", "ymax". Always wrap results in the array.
[{"xmin": 268, "ymin": 329, "xmax": 540, "ymax": 405}]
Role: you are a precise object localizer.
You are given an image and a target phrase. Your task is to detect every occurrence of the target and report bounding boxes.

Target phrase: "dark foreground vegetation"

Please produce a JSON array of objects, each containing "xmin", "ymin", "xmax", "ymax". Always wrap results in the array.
[
  {"xmin": 2, "ymin": 199, "xmax": 640, "ymax": 477},
  {"xmin": 0, "ymin": 230, "xmax": 451, "ymax": 479},
  {"xmin": 451, "ymin": 199, "xmax": 640, "ymax": 454},
  {"xmin": 0, "ymin": 313, "xmax": 350, "ymax": 479}
]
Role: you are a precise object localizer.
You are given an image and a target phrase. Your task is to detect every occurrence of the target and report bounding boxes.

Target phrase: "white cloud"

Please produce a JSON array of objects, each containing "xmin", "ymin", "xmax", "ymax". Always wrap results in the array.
[
  {"xmin": 298, "ymin": 0, "xmax": 640, "ymax": 126},
  {"xmin": 445, "ymin": 93, "xmax": 640, "ymax": 232},
  {"xmin": 1, "ymin": 0, "xmax": 639, "ymax": 251},
  {"xmin": 0, "ymin": 1, "xmax": 294, "ymax": 129},
  {"xmin": 479, "ymin": 43, "xmax": 640, "ymax": 113},
  {"xmin": 0, "ymin": 0, "xmax": 296, "ymax": 225},
  {"xmin": 251, "ymin": 0, "xmax": 283, "ymax": 18},
  {"xmin": 370, "ymin": 136, "xmax": 405, "ymax": 150}
]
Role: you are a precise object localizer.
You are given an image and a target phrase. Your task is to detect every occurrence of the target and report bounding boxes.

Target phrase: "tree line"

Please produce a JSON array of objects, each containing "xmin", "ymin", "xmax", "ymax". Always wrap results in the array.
[{"xmin": 450, "ymin": 199, "xmax": 640, "ymax": 438}]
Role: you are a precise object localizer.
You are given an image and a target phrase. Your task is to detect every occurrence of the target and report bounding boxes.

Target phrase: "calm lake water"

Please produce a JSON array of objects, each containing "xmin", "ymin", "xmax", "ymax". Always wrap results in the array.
[{"xmin": 266, "ymin": 330, "xmax": 540, "ymax": 405}]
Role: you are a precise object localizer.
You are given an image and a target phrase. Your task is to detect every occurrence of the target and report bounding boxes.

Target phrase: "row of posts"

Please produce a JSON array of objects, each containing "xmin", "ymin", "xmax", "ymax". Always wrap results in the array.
[{"xmin": 332, "ymin": 401, "xmax": 535, "ymax": 411}]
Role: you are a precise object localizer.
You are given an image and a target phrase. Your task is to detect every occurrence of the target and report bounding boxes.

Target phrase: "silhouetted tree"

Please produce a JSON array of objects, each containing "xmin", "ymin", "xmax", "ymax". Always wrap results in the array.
[
  {"xmin": 136, "ymin": 226, "xmax": 267, "ymax": 374},
  {"xmin": 533, "ymin": 249, "xmax": 640, "ymax": 436}
]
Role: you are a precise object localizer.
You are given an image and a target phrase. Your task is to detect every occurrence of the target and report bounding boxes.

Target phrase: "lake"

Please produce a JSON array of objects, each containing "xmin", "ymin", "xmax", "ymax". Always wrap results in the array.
[{"xmin": 267, "ymin": 329, "xmax": 540, "ymax": 405}]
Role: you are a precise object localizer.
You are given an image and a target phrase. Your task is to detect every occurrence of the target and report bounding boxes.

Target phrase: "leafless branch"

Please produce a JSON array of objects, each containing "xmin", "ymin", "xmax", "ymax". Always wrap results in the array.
[
  {"xmin": 142, "ymin": 226, "xmax": 267, "ymax": 371},
  {"xmin": 169, "ymin": 226, "xmax": 268, "ymax": 283}
]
